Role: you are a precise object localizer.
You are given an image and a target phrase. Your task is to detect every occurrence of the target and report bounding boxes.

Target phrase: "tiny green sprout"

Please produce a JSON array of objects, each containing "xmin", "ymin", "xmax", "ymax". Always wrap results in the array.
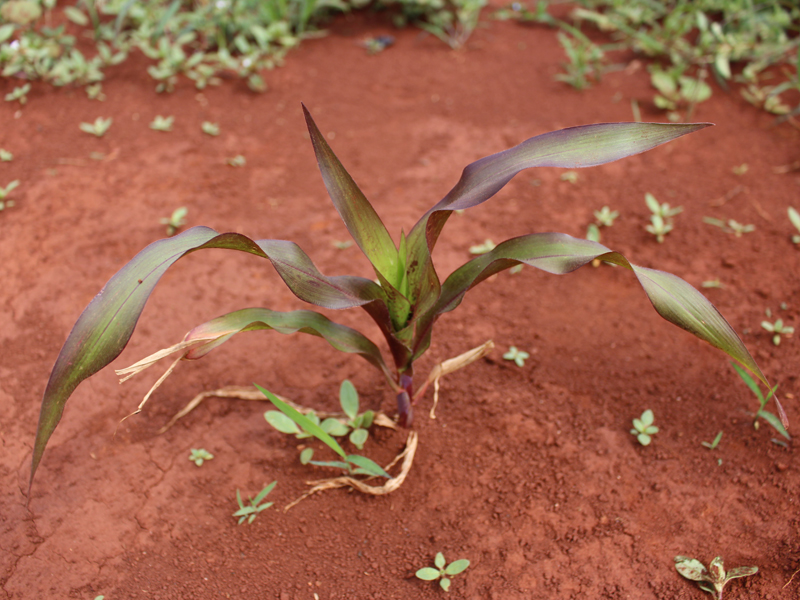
[
  {"xmin": 416, "ymin": 552, "xmax": 470, "ymax": 592},
  {"xmin": 5, "ymin": 83, "xmax": 30, "ymax": 105},
  {"xmin": 228, "ymin": 155, "xmax": 246, "ymax": 167},
  {"xmin": 788, "ymin": 207, "xmax": 800, "ymax": 245},
  {"xmin": 631, "ymin": 409, "xmax": 658, "ymax": 445},
  {"xmin": 503, "ymin": 346, "xmax": 529, "ymax": 367},
  {"xmin": 703, "ymin": 217, "xmax": 755, "ymax": 237},
  {"xmin": 0, "ymin": 149, "xmax": 13, "ymax": 162},
  {"xmin": 86, "ymin": 83, "xmax": 105, "ymax": 101},
  {"xmin": 469, "ymin": 239, "xmax": 496, "ymax": 254},
  {"xmin": 201, "ymin": 121, "xmax": 220, "ymax": 136},
  {"xmin": 79, "ymin": 117, "xmax": 112, "ymax": 137},
  {"xmin": 560, "ymin": 171, "xmax": 578, "ymax": 184},
  {"xmin": 160, "ymin": 207, "xmax": 188, "ymax": 236},
  {"xmin": 645, "ymin": 213, "xmax": 673, "ymax": 243},
  {"xmin": 149, "ymin": 115, "xmax": 174, "ymax": 132},
  {"xmin": 730, "ymin": 361, "xmax": 789, "ymax": 441},
  {"xmin": 702, "ymin": 279, "xmax": 723, "ymax": 289},
  {"xmin": 233, "ymin": 481, "xmax": 276, "ymax": 524},
  {"xmin": 189, "ymin": 448, "xmax": 213, "ymax": 466},
  {"xmin": 645, "ymin": 192, "xmax": 683, "ymax": 219},
  {"xmin": 701, "ymin": 431, "xmax": 723, "ymax": 450},
  {"xmin": 594, "ymin": 206, "xmax": 618, "ymax": 227},
  {"xmin": 332, "ymin": 240, "xmax": 353, "ymax": 250},
  {"xmin": 0, "ymin": 179, "xmax": 19, "ymax": 211},
  {"xmin": 761, "ymin": 318, "xmax": 793, "ymax": 346},
  {"xmin": 674, "ymin": 555, "xmax": 758, "ymax": 600},
  {"xmin": 731, "ymin": 163, "xmax": 748, "ymax": 176}
]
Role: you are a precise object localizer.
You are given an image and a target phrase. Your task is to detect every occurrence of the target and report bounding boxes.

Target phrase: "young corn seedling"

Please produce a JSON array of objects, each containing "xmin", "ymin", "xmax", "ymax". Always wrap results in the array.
[
  {"xmin": 79, "ymin": 117, "xmax": 112, "ymax": 137},
  {"xmin": 674, "ymin": 555, "xmax": 758, "ymax": 600},
  {"xmin": 416, "ymin": 552, "xmax": 470, "ymax": 592},
  {"xmin": 160, "ymin": 207, "xmax": 188, "ymax": 236},
  {"xmin": 788, "ymin": 207, "xmax": 800, "ymax": 245},
  {"xmin": 260, "ymin": 386, "xmax": 389, "ymax": 479},
  {"xmin": 703, "ymin": 217, "xmax": 755, "ymax": 237},
  {"xmin": 149, "ymin": 115, "xmax": 174, "ymax": 132},
  {"xmin": 0, "ymin": 180, "xmax": 19, "ymax": 211},
  {"xmin": 233, "ymin": 480, "xmax": 276, "ymax": 524},
  {"xmin": 730, "ymin": 361, "xmax": 789, "ymax": 441},
  {"xmin": 189, "ymin": 448, "xmax": 213, "ymax": 466},
  {"xmin": 761, "ymin": 318, "xmax": 793, "ymax": 346},
  {"xmin": 631, "ymin": 409, "xmax": 658, "ymax": 445},
  {"xmin": 30, "ymin": 106, "xmax": 785, "ymax": 495}
]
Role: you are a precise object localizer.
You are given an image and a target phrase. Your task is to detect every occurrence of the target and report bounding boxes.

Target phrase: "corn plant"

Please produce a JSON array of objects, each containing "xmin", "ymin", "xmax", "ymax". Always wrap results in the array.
[{"xmin": 29, "ymin": 107, "xmax": 785, "ymax": 494}]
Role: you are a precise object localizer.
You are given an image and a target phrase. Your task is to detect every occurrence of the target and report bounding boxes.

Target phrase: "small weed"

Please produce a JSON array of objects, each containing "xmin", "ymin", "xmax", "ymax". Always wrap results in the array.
[
  {"xmin": 415, "ymin": 0, "xmax": 487, "ymax": 50},
  {"xmin": 0, "ymin": 179, "xmax": 19, "ymax": 211},
  {"xmin": 0, "ymin": 149, "xmax": 12, "ymax": 162},
  {"xmin": 233, "ymin": 481, "xmax": 276, "ymax": 524},
  {"xmin": 228, "ymin": 155, "xmax": 246, "ymax": 167},
  {"xmin": 701, "ymin": 431, "xmax": 723, "ymax": 450},
  {"xmin": 468, "ymin": 239, "xmax": 496, "ymax": 254},
  {"xmin": 79, "ymin": 117, "xmax": 112, "ymax": 137},
  {"xmin": 503, "ymin": 346, "xmax": 529, "ymax": 367},
  {"xmin": 730, "ymin": 361, "xmax": 789, "ymax": 440},
  {"xmin": 703, "ymin": 217, "xmax": 755, "ymax": 237},
  {"xmin": 86, "ymin": 83, "xmax": 105, "ymax": 101},
  {"xmin": 189, "ymin": 448, "xmax": 213, "ymax": 466},
  {"xmin": 416, "ymin": 552, "xmax": 470, "ymax": 592},
  {"xmin": 201, "ymin": 121, "xmax": 220, "ymax": 136},
  {"xmin": 631, "ymin": 409, "xmax": 658, "ymax": 446},
  {"xmin": 332, "ymin": 240, "xmax": 353, "ymax": 250},
  {"xmin": 560, "ymin": 170, "xmax": 578, "ymax": 184},
  {"xmin": 731, "ymin": 164, "xmax": 748, "ymax": 176},
  {"xmin": 149, "ymin": 115, "xmax": 174, "ymax": 132},
  {"xmin": 788, "ymin": 207, "xmax": 800, "ymax": 245},
  {"xmin": 645, "ymin": 214, "xmax": 673, "ymax": 243},
  {"xmin": 5, "ymin": 83, "xmax": 30, "ymax": 105},
  {"xmin": 160, "ymin": 207, "xmax": 188, "ymax": 237},
  {"xmin": 761, "ymin": 318, "xmax": 793, "ymax": 346},
  {"xmin": 701, "ymin": 280, "xmax": 723, "ymax": 289},
  {"xmin": 644, "ymin": 193, "xmax": 681, "ymax": 243},
  {"xmin": 594, "ymin": 206, "xmax": 618, "ymax": 227},
  {"xmin": 674, "ymin": 555, "xmax": 758, "ymax": 600},
  {"xmin": 650, "ymin": 67, "xmax": 711, "ymax": 121}
]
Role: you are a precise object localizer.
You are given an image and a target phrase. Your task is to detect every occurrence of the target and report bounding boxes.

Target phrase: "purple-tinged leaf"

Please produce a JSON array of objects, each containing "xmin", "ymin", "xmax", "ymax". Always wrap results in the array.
[
  {"xmin": 303, "ymin": 105, "xmax": 399, "ymax": 284},
  {"xmin": 177, "ymin": 307, "xmax": 394, "ymax": 383},
  {"xmin": 31, "ymin": 226, "xmax": 388, "ymax": 493},
  {"xmin": 418, "ymin": 232, "xmax": 773, "ymax": 403},
  {"xmin": 404, "ymin": 122, "xmax": 712, "ymax": 321}
]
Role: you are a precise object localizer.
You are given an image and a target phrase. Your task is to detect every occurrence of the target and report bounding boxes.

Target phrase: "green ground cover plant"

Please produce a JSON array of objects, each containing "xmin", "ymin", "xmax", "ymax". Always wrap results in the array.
[
  {"xmin": 674, "ymin": 555, "xmax": 758, "ymax": 600},
  {"xmin": 189, "ymin": 448, "xmax": 214, "ymax": 466},
  {"xmin": 630, "ymin": 409, "xmax": 658, "ymax": 446},
  {"xmin": 29, "ymin": 106, "xmax": 786, "ymax": 494},
  {"xmin": 415, "ymin": 552, "xmax": 470, "ymax": 592}
]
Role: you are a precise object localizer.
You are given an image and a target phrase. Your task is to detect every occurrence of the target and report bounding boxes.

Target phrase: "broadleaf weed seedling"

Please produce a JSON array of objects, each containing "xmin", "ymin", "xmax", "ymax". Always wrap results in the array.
[
  {"xmin": 228, "ymin": 154, "xmax": 246, "ymax": 167},
  {"xmin": 79, "ymin": 117, "xmax": 112, "ymax": 137},
  {"xmin": 160, "ymin": 207, "xmax": 188, "ymax": 237},
  {"xmin": 468, "ymin": 239, "xmax": 496, "ymax": 254},
  {"xmin": 631, "ymin": 409, "xmax": 658, "ymax": 446},
  {"xmin": 761, "ymin": 318, "xmax": 793, "ymax": 346},
  {"xmin": 502, "ymin": 346, "xmax": 529, "ymax": 367},
  {"xmin": 701, "ymin": 431, "xmax": 723, "ymax": 450},
  {"xmin": 703, "ymin": 217, "xmax": 755, "ymax": 237},
  {"xmin": 233, "ymin": 480, "xmax": 276, "ymax": 524},
  {"xmin": 149, "ymin": 115, "xmax": 174, "ymax": 132},
  {"xmin": 594, "ymin": 206, "xmax": 618, "ymax": 227},
  {"xmin": 416, "ymin": 552, "xmax": 470, "ymax": 592},
  {"xmin": 189, "ymin": 448, "xmax": 213, "ymax": 466},
  {"xmin": 674, "ymin": 555, "xmax": 758, "ymax": 600},
  {"xmin": 201, "ymin": 121, "xmax": 220, "ymax": 136},
  {"xmin": 31, "ymin": 107, "xmax": 785, "ymax": 494},
  {"xmin": 730, "ymin": 361, "xmax": 789, "ymax": 441},
  {"xmin": 644, "ymin": 193, "xmax": 681, "ymax": 243}
]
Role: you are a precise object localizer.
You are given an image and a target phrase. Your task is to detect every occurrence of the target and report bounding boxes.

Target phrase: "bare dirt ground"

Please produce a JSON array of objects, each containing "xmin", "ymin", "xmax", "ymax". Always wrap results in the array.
[{"xmin": 2, "ymin": 10, "xmax": 799, "ymax": 600}]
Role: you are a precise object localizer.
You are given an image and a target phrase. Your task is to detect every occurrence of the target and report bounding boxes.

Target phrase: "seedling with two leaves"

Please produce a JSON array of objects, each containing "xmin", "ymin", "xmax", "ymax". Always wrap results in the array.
[
  {"xmin": 30, "ymin": 106, "xmax": 787, "ymax": 495},
  {"xmin": 79, "ymin": 117, "xmax": 112, "ymax": 137},
  {"xmin": 631, "ymin": 409, "xmax": 658, "ymax": 446},
  {"xmin": 259, "ymin": 385, "xmax": 389, "ymax": 479},
  {"xmin": 233, "ymin": 480, "xmax": 276, "ymax": 524},
  {"xmin": 416, "ymin": 552, "xmax": 470, "ymax": 592},
  {"xmin": 701, "ymin": 431, "xmax": 723, "ymax": 450},
  {"xmin": 502, "ymin": 346, "xmax": 529, "ymax": 367},
  {"xmin": 265, "ymin": 380, "xmax": 375, "ymax": 450},
  {"xmin": 674, "ymin": 555, "xmax": 757, "ymax": 600},
  {"xmin": 731, "ymin": 362, "xmax": 789, "ymax": 441}
]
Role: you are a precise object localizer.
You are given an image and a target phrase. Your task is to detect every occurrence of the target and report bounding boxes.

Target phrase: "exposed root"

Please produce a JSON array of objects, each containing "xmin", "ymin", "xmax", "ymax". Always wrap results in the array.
[{"xmin": 283, "ymin": 431, "xmax": 418, "ymax": 511}]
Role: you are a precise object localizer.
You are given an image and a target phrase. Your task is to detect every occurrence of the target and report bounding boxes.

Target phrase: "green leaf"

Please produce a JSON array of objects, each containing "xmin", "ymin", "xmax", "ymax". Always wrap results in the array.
[
  {"xmin": 440, "ymin": 578, "xmax": 451, "ymax": 592},
  {"xmin": 31, "ymin": 226, "xmax": 390, "ymax": 491},
  {"xmin": 435, "ymin": 552, "xmax": 446, "ymax": 569},
  {"xmin": 300, "ymin": 447, "xmax": 314, "ymax": 464},
  {"xmin": 760, "ymin": 411, "xmax": 791, "ymax": 440},
  {"xmin": 404, "ymin": 121, "xmax": 711, "ymax": 320},
  {"xmin": 339, "ymin": 379, "xmax": 359, "ymax": 420},
  {"xmin": 253, "ymin": 480, "xmax": 277, "ymax": 504},
  {"xmin": 264, "ymin": 411, "xmax": 301, "ymax": 434},
  {"xmin": 641, "ymin": 409, "xmax": 654, "ymax": 427},
  {"xmin": 675, "ymin": 556, "xmax": 709, "ymax": 581},
  {"xmin": 730, "ymin": 361, "xmax": 764, "ymax": 402},
  {"xmin": 726, "ymin": 566, "xmax": 758, "ymax": 579},
  {"xmin": 445, "ymin": 559, "xmax": 470, "ymax": 575},
  {"xmin": 63, "ymin": 5, "xmax": 88, "ymax": 25},
  {"xmin": 303, "ymin": 105, "xmax": 399, "ymax": 284},
  {"xmin": 310, "ymin": 460, "xmax": 351, "ymax": 470},
  {"xmin": 345, "ymin": 454, "xmax": 390, "ymax": 478},
  {"xmin": 349, "ymin": 428, "xmax": 368, "ymax": 449},
  {"xmin": 415, "ymin": 568, "xmax": 441, "ymax": 581},
  {"xmin": 256, "ymin": 385, "xmax": 346, "ymax": 458},
  {"xmin": 320, "ymin": 418, "xmax": 350, "ymax": 437}
]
